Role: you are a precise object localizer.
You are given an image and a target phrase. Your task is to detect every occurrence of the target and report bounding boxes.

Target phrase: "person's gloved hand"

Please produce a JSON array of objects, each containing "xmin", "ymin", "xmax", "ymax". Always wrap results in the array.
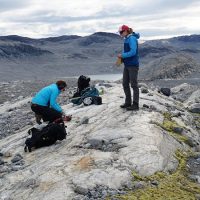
[
  {"xmin": 63, "ymin": 115, "xmax": 72, "ymax": 121},
  {"xmin": 62, "ymin": 112, "xmax": 72, "ymax": 121}
]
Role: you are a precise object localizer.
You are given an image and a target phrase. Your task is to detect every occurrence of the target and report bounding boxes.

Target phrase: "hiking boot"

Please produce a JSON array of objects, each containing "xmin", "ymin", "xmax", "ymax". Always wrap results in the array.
[
  {"xmin": 120, "ymin": 103, "xmax": 131, "ymax": 108},
  {"xmin": 126, "ymin": 103, "xmax": 139, "ymax": 111}
]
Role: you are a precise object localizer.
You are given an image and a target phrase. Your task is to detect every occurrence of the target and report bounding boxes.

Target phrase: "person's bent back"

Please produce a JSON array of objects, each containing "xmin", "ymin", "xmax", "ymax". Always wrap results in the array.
[{"xmin": 31, "ymin": 80, "xmax": 67, "ymax": 124}]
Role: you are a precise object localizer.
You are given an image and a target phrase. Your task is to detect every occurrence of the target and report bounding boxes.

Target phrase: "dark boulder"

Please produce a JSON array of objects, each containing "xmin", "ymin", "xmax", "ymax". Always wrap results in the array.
[{"xmin": 159, "ymin": 88, "xmax": 171, "ymax": 96}]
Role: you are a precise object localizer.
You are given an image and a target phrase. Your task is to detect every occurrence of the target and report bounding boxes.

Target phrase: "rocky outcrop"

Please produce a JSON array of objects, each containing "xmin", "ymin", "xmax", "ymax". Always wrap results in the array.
[
  {"xmin": 139, "ymin": 44, "xmax": 173, "ymax": 58},
  {"xmin": 188, "ymin": 103, "xmax": 200, "ymax": 114},
  {"xmin": 171, "ymin": 83, "xmax": 200, "ymax": 108},
  {"xmin": 0, "ymin": 82, "xmax": 199, "ymax": 199},
  {"xmin": 141, "ymin": 53, "xmax": 199, "ymax": 80}
]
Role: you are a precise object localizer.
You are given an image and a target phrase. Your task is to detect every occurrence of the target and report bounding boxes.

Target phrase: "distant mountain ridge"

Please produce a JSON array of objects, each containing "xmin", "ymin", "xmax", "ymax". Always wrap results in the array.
[
  {"xmin": 0, "ymin": 34, "xmax": 81, "ymax": 43},
  {"xmin": 0, "ymin": 33, "xmax": 199, "ymax": 81},
  {"xmin": 170, "ymin": 35, "xmax": 200, "ymax": 42},
  {"xmin": 0, "ymin": 43, "xmax": 52, "ymax": 58}
]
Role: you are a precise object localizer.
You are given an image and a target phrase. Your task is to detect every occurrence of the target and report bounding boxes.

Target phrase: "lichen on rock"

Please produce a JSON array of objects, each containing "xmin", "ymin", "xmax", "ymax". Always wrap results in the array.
[{"xmin": 114, "ymin": 150, "xmax": 200, "ymax": 200}]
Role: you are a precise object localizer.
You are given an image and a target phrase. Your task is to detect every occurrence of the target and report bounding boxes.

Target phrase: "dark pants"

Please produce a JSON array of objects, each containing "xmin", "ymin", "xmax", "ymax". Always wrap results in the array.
[
  {"xmin": 122, "ymin": 66, "xmax": 139, "ymax": 105},
  {"xmin": 31, "ymin": 104, "xmax": 62, "ymax": 123}
]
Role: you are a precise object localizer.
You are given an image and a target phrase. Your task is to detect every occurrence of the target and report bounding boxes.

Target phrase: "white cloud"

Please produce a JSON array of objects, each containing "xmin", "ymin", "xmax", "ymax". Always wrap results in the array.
[
  {"xmin": 0, "ymin": 0, "xmax": 30, "ymax": 11},
  {"xmin": 0, "ymin": 0, "xmax": 199, "ymax": 39}
]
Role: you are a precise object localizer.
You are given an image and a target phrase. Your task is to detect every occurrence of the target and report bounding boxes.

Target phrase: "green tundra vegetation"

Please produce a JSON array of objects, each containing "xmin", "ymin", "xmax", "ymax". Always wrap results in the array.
[{"xmin": 108, "ymin": 112, "xmax": 200, "ymax": 200}]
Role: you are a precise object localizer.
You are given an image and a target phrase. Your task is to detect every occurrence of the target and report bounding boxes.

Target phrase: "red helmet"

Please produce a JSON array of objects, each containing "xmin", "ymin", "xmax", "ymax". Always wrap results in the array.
[{"xmin": 118, "ymin": 25, "xmax": 129, "ymax": 33}]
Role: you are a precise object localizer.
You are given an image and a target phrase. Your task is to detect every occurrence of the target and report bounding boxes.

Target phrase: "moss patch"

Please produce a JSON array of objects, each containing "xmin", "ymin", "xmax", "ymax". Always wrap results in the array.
[
  {"xmin": 154, "ymin": 112, "xmax": 190, "ymax": 144},
  {"xmin": 113, "ymin": 150, "xmax": 200, "ymax": 200}
]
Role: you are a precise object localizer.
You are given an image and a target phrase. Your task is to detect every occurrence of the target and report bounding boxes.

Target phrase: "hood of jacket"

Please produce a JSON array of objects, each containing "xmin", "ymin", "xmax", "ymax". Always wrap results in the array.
[
  {"xmin": 132, "ymin": 32, "xmax": 140, "ymax": 39},
  {"xmin": 125, "ymin": 32, "xmax": 140, "ymax": 40}
]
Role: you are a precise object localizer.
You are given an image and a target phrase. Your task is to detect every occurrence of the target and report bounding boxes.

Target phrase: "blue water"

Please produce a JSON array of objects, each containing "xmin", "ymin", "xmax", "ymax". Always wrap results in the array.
[
  {"xmin": 88, "ymin": 74, "xmax": 200, "ymax": 87},
  {"xmin": 67, "ymin": 74, "xmax": 122, "ymax": 81},
  {"xmin": 64, "ymin": 74, "xmax": 200, "ymax": 87},
  {"xmin": 88, "ymin": 74, "xmax": 122, "ymax": 81}
]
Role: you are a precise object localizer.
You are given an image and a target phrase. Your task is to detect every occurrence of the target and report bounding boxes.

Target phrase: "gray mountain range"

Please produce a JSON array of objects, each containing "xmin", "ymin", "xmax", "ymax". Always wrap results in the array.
[{"xmin": 0, "ymin": 33, "xmax": 199, "ymax": 81}]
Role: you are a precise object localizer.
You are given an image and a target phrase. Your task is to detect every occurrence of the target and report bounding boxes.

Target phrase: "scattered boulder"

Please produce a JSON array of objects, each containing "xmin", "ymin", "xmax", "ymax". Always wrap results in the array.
[
  {"xmin": 138, "ymin": 83, "xmax": 148, "ymax": 89},
  {"xmin": 195, "ymin": 194, "xmax": 200, "ymax": 200},
  {"xmin": 159, "ymin": 88, "xmax": 171, "ymax": 97},
  {"xmin": 22, "ymin": 179, "xmax": 39, "ymax": 189},
  {"xmin": 143, "ymin": 104, "xmax": 150, "ymax": 109},
  {"xmin": 133, "ymin": 181, "xmax": 146, "ymax": 190},
  {"xmin": 185, "ymin": 137, "xmax": 197, "ymax": 147},
  {"xmin": 151, "ymin": 180, "xmax": 159, "ymax": 186},
  {"xmin": 149, "ymin": 105, "xmax": 157, "ymax": 111},
  {"xmin": 172, "ymin": 127, "xmax": 184, "ymax": 134},
  {"xmin": 184, "ymin": 89, "xmax": 200, "ymax": 105},
  {"xmin": 187, "ymin": 155, "xmax": 200, "ymax": 185},
  {"xmin": 98, "ymin": 83, "xmax": 113, "ymax": 88},
  {"xmin": 87, "ymin": 128, "xmax": 131, "ymax": 151},
  {"xmin": 72, "ymin": 168, "xmax": 131, "ymax": 196},
  {"xmin": 0, "ymin": 166, "xmax": 10, "ymax": 173},
  {"xmin": 11, "ymin": 165, "xmax": 24, "ymax": 171},
  {"xmin": 0, "ymin": 158, "xmax": 4, "ymax": 165},
  {"xmin": 11, "ymin": 153, "xmax": 23, "ymax": 163},
  {"xmin": 80, "ymin": 117, "xmax": 89, "ymax": 124},
  {"xmin": 141, "ymin": 87, "xmax": 149, "ymax": 94},
  {"xmin": 74, "ymin": 185, "xmax": 89, "ymax": 195},
  {"xmin": 3, "ymin": 151, "xmax": 12, "ymax": 158},
  {"xmin": 171, "ymin": 111, "xmax": 182, "ymax": 117},
  {"xmin": 188, "ymin": 175, "xmax": 199, "ymax": 182},
  {"xmin": 188, "ymin": 103, "xmax": 200, "ymax": 113}
]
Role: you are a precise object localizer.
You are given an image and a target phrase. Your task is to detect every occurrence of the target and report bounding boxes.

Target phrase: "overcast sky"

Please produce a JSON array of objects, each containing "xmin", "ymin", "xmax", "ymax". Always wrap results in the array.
[{"xmin": 0, "ymin": 0, "xmax": 199, "ymax": 40}]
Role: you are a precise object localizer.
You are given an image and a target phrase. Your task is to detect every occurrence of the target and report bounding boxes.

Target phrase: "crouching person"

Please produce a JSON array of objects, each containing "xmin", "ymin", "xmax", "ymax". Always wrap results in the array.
[{"xmin": 31, "ymin": 80, "xmax": 67, "ymax": 124}]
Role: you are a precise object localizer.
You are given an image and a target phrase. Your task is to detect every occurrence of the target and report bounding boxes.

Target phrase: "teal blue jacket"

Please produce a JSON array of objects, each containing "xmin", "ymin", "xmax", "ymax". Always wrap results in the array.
[
  {"xmin": 32, "ymin": 83, "xmax": 62, "ymax": 112},
  {"xmin": 122, "ymin": 33, "xmax": 140, "ymax": 67}
]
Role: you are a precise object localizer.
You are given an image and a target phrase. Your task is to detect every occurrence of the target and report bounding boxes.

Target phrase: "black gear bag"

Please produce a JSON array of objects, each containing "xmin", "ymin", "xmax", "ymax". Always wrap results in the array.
[
  {"xmin": 73, "ymin": 75, "xmax": 90, "ymax": 98},
  {"xmin": 24, "ymin": 121, "xmax": 67, "ymax": 152}
]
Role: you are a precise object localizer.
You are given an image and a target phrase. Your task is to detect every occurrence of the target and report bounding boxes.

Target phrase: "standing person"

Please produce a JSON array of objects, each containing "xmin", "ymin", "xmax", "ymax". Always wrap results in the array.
[
  {"xmin": 31, "ymin": 80, "xmax": 67, "ymax": 124},
  {"xmin": 118, "ymin": 25, "xmax": 140, "ymax": 111}
]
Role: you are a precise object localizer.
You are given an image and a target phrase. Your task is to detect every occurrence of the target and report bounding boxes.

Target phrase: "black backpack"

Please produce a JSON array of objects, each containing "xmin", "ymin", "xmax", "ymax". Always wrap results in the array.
[
  {"xmin": 24, "ymin": 121, "xmax": 67, "ymax": 152},
  {"xmin": 73, "ymin": 75, "xmax": 90, "ymax": 98},
  {"xmin": 92, "ymin": 96, "xmax": 102, "ymax": 105}
]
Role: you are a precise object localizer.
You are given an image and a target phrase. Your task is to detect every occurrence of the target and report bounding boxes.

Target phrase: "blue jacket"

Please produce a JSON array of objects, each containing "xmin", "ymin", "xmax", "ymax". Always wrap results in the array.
[
  {"xmin": 122, "ymin": 33, "xmax": 140, "ymax": 67},
  {"xmin": 32, "ymin": 83, "xmax": 62, "ymax": 112}
]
